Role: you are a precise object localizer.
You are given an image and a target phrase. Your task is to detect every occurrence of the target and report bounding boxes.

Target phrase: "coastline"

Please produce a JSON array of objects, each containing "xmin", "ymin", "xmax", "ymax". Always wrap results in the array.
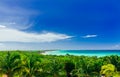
[{"xmin": 40, "ymin": 50, "xmax": 120, "ymax": 57}]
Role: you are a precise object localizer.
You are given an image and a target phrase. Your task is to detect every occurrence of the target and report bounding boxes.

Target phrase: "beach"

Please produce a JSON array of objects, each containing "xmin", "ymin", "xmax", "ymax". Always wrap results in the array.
[{"xmin": 43, "ymin": 50, "xmax": 120, "ymax": 57}]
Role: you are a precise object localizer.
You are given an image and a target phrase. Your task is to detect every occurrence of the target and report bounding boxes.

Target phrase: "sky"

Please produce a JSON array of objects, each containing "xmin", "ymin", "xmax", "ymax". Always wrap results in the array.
[{"xmin": 0, "ymin": 0, "xmax": 120, "ymax": 50}]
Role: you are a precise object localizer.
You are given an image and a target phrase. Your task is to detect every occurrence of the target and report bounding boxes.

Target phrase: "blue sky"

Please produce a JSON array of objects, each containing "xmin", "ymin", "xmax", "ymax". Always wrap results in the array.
[{"xmin": 0, "ymin": 0, "xmax": 120, "ymax": 50}]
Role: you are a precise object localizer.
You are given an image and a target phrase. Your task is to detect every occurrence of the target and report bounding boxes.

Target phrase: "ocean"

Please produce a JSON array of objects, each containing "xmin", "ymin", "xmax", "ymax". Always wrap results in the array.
[{"xmin": 44, "ymin": 50, "xmax": 120, "ymax": 57}]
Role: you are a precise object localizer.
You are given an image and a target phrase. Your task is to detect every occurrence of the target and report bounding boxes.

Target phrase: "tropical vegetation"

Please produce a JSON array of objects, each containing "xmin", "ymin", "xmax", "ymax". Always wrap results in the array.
[{"xmin": 0, "ymin": 51, "xmax": 120, "ymax": 77}]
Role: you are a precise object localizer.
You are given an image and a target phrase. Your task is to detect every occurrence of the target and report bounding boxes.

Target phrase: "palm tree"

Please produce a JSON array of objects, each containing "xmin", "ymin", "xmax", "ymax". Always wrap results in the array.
[
  {"xmin": 0, "ymin": 52, "xmax": 21, "ymax": 77},
  {"xmin": 64, "ymin": 61, "xmax": 75, "ymax": 77},
  {"xmin": 100, "ymin": 64, "xmax": 116, "ymax": 77},
  {"xmin": 22, "ymin": 54, "xmax": 41, "ymax": 77},
  {"xmin": 72, "ymin": 58, "xmax": 85, "ymax": 77},
  {"xmin": 49, "ymin": 59, "xmax": 63, "ymax": 77}
]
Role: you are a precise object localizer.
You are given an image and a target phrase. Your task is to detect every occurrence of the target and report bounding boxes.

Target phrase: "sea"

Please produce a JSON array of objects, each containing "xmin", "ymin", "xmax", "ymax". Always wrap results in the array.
[{"xmin": 44, "ymin": 50, "xmax": 120, "ymax": 57}]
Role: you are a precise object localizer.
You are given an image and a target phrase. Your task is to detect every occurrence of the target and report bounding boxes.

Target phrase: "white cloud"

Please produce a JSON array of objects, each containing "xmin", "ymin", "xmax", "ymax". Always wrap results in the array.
[
  {"xmin": 0, "ymin": 2, "xmax": 40, "ymax": 30},
  {"xmin": 0, "ymin": 25, "xmax": 6, "ymax": 28},
  {"xmin": 0, "ymin": 2, "xmax": 38, "ymax": 16},
  {"xmin": 0, "ymin": 25, "xmax": 72, "ymax": 43},
  {"xmin": 0, "ymin": 2, "xmax": 72, "ymax": 44},
  {"xmin": 82, "ymin": 35, "xmax": 97, "ymax": 38}
]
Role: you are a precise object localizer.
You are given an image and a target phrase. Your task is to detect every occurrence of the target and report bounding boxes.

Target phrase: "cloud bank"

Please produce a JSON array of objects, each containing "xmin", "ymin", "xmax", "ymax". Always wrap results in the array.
[{"xmin": 0, "ymin": 25, "xmax": 72, "ymax": 43}]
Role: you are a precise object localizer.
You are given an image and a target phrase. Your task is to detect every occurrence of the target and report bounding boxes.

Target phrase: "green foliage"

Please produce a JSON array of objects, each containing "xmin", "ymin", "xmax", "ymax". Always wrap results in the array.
[
  {"xmin": 100, "ymin": 64, "xmax": 116, "ymax": 77},
  {"xmin": 0, "ymin": 52, "xmax": 21, "ymax": 77},
  {"xmin": 65, "ymin": 61, "xmax": 75, "ymax": 77},
  {"xmin": 0, "ymin": 51, "xmax": 120, "ymax": 77},
  {"xmin": 22, "ymin": 54, "xmax": 41, "ymax": 77}
]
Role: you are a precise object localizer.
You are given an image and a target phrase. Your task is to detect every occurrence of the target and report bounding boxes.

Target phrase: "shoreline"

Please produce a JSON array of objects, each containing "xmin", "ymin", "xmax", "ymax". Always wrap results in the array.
[{"xmin": 40, "ymin": 50, "xmax": 120, "ymax": 57}]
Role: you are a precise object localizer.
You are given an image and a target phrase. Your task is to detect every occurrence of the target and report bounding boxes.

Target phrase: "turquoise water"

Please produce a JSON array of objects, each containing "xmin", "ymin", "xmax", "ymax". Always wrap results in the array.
[{"xmin": 45, "ymin": 50, "xmax": 120, "ymax": 56}]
